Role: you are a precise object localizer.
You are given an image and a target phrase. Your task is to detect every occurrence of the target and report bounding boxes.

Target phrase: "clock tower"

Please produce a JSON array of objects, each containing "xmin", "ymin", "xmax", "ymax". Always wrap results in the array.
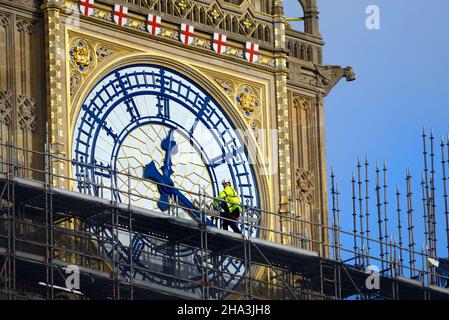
[{"xmin": 0, "ymin": 0, "xmax": 354, "ymax": 299}]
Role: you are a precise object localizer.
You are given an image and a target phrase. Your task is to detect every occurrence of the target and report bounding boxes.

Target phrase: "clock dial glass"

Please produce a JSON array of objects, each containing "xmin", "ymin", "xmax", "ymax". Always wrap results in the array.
[{"xmin": 72, "ymin": 64, "xmax": 261, "ymax": 294}]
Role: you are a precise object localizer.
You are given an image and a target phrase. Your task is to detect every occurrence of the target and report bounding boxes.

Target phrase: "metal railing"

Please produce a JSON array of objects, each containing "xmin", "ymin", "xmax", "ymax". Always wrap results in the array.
[{"xmin": 0, "ymin": 141, "xmax": 448, "ymax": 299}]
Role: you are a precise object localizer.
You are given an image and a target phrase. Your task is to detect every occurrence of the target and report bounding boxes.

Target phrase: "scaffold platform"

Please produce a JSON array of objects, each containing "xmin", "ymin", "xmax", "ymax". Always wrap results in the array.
[{"xmin": 1, "ymin": 171, "xmax": 448, "ymax": 300}]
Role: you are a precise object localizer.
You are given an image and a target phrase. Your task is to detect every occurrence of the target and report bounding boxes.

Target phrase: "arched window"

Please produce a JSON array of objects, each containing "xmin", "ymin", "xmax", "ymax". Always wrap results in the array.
[
  {"xmin": 257, "ymin": 25, "xmax": 264, "ymax": 40},
  {"xmin": 264, "ymin": 26, "xmax": 271, "ymax": 43},
  {"xmin": 300, "ymin": 44, "xmax": 306, "ymax": 60},
  {"xmin": 284, "ymin": 1, "xmax": 305, "ymax": 32},
  {"xmin": 294, "ymin": 42, "xmax": 299, "ymax": 58},
  {"xmin": 200, "ymin": 7, "xmax": 206, "ymax": 24},
  {"xmin": 232, "ymin": 16, "xmax": 239, "ymax": 34},
  {"xmin": 225, "ymin": 15, "xmax": 231, "ymax": 32},
  {"xmin": 306, "ymin": 46, "xmax": 313, "ymax": 62}
]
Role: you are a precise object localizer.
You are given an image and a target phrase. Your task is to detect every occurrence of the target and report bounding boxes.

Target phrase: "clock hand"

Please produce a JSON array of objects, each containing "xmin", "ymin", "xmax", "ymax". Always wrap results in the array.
[
  {"xmin": 160, "ymin": 129, "xmax": 177, "ymax": 178},
  {"xmin": 144, "ymin": 129, "xmax": 213, "ymax": 226}
]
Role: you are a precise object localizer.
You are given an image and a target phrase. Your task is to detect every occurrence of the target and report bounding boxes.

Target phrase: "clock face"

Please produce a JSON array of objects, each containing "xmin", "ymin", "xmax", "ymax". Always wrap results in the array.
[{"xmin": 72, "ymin": 64, "xmax": 260, "ymax": 295}]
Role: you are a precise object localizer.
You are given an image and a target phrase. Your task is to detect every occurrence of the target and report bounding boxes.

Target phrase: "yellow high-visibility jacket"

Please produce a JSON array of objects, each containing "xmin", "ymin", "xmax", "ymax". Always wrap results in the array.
[{"xmin": 213, "ymin": 185, "xmax": 242, "ymax": 214}]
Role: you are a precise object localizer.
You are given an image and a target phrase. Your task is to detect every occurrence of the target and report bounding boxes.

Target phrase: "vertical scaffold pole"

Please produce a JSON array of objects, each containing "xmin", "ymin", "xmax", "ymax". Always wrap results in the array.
[
  {"xmin": 111, "ymin": 171, "xmax": 120, "ymax": 300},
  {"xmin": 364, "ymin": 156, "xmax": 371, "ymax": 266},
  {"xmin": 406, "ymin": 169, "xmax": 416, "ymax": 278},
  {"xmin": 421, "ymin": 175, "xmax": 430, "ymax": 255},
  {"xmin": 330, "ymin": 168, "xmax": 337, "ymax": 260},
  {"xmin": 127, "ymin": 166, "xmax": 134, "ymax": 300},
  {"xmin": 395, "ymin": 185, "xmax": 404, "ymax": 276},
  {"xmin": 356, "ymin": 159, "xmax": 365, "ymax": 266},
  {"xmin": 351, "ymin": 173, "xmax": 359, "ymax": 265},
  {"xmin": 6, "ymin": 136, "xmax": 14, "ymax": 300},
  {"xmin": 422, "ymin": 129, "xmax": 432, "ymax": 254},
  {"xmin": 44, "ymin": 123, "xmax": 54, "ymax": 299},
  {"xmin": 375, "ymin": 163, "xmax": 385, "ymax": 271},
  {"xmin": 442, "ymin": 136, "xmax": 449, "ymax": 258},
  {"xmin": 336, "ymin": 183, "xmax": 342, "ymax": 262},
  {"xmin": 288, "ymin": 193, "xmax": 294, "ymax": 246},
  {"xmin": 295, "ymin": 189, "xmax": 302, "ymax": 248},
  {"xmin": 203, "ymin": 188, "xmax": 210, "ymax": 300},
  {"xmin": 44, "ymin": 137, "xmax": 50, "ymax": 300},
  {"xmin": 198, "ymin": 188, "xmax": 207, "ymax": 300},
  {"xmin": 383, "ymin": 162, "xmax": 390, "ymax": 265},
  {"xmin": 447, "ymin": 135, "xmax": 449, "ymax": 255},
  {"xmin": 429, "ymin": 131, "xmax": 437, "ymax": 258},
  {"xmin": 9, "ymin": 136, "xmax": 15, "ymax": 299}
]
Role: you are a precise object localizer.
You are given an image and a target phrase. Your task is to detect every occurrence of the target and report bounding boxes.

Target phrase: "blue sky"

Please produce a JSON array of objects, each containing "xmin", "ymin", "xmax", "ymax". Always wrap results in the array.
[{"xmin": 284, "ymin": 1, "xmax": 449, "ymax": 263}]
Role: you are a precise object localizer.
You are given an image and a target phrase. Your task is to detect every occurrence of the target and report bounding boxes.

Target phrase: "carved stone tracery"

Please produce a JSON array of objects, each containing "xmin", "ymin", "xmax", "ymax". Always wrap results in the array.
[
  {"xmin": 68, "ymin": 36, "xmax": 128, "ymax": 99},
  {"xmin": 16, "ymin": 19, "xmax": 34, "ymax": 35},
  {"xmin": 296, "ymin": 168, "xmax": 314, "ymax": 204},
  {"xmin": 0, "ymin": 90, "xmax": 13, "ymax": 125},
  {"xmin": 17, "ymin": 94, "xmax": 37, "ymax": 131}
]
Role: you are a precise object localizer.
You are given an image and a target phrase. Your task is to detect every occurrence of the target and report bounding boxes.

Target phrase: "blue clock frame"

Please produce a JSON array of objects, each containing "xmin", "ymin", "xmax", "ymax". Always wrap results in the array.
[{"xmin": 72, "ymin": 64, "xmax": 261, "ymax": 295}]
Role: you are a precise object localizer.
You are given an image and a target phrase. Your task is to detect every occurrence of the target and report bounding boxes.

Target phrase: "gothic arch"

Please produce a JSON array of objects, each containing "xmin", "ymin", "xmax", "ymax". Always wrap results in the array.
[{"xmin": 297, "ymin": 0, "xmax": 320, "ymax": 35}]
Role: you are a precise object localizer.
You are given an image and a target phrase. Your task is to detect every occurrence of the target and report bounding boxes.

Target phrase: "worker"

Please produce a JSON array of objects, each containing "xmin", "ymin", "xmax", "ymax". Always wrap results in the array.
[
  {"xmin": 428, "ymin": 257, "xmax": 449, "ymax": 288},
  {"xmin": 213, "ymin": 179, "xmax": 242, "ymax": 234}
]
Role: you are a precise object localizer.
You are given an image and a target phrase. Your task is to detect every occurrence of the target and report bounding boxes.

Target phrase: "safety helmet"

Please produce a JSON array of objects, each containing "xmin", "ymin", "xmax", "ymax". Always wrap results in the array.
[{"xmin": 221, "ymin": 179, "xmax": 231, "ymax": 185}]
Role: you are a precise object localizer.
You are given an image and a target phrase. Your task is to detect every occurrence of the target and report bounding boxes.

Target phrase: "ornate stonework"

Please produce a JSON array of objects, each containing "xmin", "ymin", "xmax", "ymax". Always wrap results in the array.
[
  {"xmin": 235, "ymin": 84, "xmax": 261, "ymax": 118},
  {"xmin": 63, "ymin": 0, "xmax": 275, "ymax": 67},
  {"xmin": 16, "ymin": 19, "xmax": 34, "ymax": 35},
  {"xmin": 201, "ymin": 70, "xmax": 264, "ymax": 124},
  {"xmin": 70, "ymin": 39, "xmax": 96, "ymax": 73},
  {"xmin": 0, "ymin": 90, "xmax": 13, "ymax": 125},
  {"xmin": 250, "ymin": 119, "xmax": 262, "ymax": 144},
  {"xmin": 17, "ymin": 94, "xmax": 37, "ymax": 131},
  {"xmin": 292, "ymin": 95, "xmax": 311, "ymax": 111},
  {"xmin": 68, "ymin": 34, "xmax": 130, "ymax": 99},
  {"xmin": 315, "ymin": 65, "xmax": 356, "ymax": 96},
  {"xmin": 296, "ymin": 168, "xmax": 314, "ymax": 204}
]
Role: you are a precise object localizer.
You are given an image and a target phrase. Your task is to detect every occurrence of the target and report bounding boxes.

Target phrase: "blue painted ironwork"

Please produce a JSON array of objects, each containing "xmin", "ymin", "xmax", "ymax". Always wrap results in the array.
[
  {"xmin": 144, "ymin": 129, "xmax": 213, "ymax": 225},
  {"xmin": 72, "ymin": 64, "xmax": 260, "ymax": 295}
]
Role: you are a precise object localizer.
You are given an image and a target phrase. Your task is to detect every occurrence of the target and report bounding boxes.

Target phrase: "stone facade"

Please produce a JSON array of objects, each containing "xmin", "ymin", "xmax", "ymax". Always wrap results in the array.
[{"xmin": 0, "ymin": 0, "xmax": 353, "ymax": 253}]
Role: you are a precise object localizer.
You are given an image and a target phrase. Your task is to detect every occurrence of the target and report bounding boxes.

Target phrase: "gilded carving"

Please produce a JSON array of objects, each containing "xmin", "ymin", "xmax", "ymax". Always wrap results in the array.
[
  {"xmin": 236, "ymin": 84, "xmax": 260, "ymax": 118},
  {"xmin": 68, "ymin": 35, "xmax": 128, "ymax": 99},
  {"xmin": 160, "ymin": 28, "xmax": 179, "ymax": 40},
  {"xmin": 73, "ymin": 45, "xmax": 92, "ymax": 68},
  {"xmin": 208, "ymin": 5, "xmax": 223, "ymax": 27},
  {"xmin": 224, "ymin": 47, "xmax": 243, "ymax": 59},
  {"xmin": 199, "ymin": 70, "xmax": 264, "ymax": 125},
  {"xmin": 96, "ymin": 45, "xmax": 116, "ymax": 61},
  {"xmin": 70, "ymin": 71, "xmax": 83, "ymax": 99},
  {"xmin": 175, "ymin": 0, "xmax": 192, "ymax": 18},
  {"xmin": 214, "ymin": 78, "xmax": 235, "ymax": 96},
  {"xmin": 69, "ymin": 39, "xmax": 96, "ymax": 73},
  {"xmin": 192, "ymin": 37, "xmax": 212, "ymax": 50},
  {"xmin": 239, "ymin": 13, "xmax": 256, "ymax": 36}
]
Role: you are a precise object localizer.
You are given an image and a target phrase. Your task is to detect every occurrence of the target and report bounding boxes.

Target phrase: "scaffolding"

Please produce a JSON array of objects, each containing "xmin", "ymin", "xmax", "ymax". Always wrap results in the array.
[{"xmin": 0, "ymin": 141, "xmax": 448, "ymax": 300}]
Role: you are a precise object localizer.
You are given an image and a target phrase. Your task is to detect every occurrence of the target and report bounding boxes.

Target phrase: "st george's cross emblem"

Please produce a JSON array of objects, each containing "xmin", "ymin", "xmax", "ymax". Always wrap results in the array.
[
  {"xmin": 213, "ymin": 33, "xmax": 227, "ymax": 54},
  {"xmin": 245, "ymin": 42, "xmax": 260, "ymax": 63},
  {"xmin": 79, "ymin": 0, "xmax": 95, "ymax": 16},
  {"xmin": 113, "ymin": 4, "xmax": 128, "ymax": 27},
  {"xmin": 147, "ymin": 14, "xmax": 162, "ymax": 36},
  {"xmin": 180, "ymin": 23, "xmax": 195, "ymax": 45}
]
